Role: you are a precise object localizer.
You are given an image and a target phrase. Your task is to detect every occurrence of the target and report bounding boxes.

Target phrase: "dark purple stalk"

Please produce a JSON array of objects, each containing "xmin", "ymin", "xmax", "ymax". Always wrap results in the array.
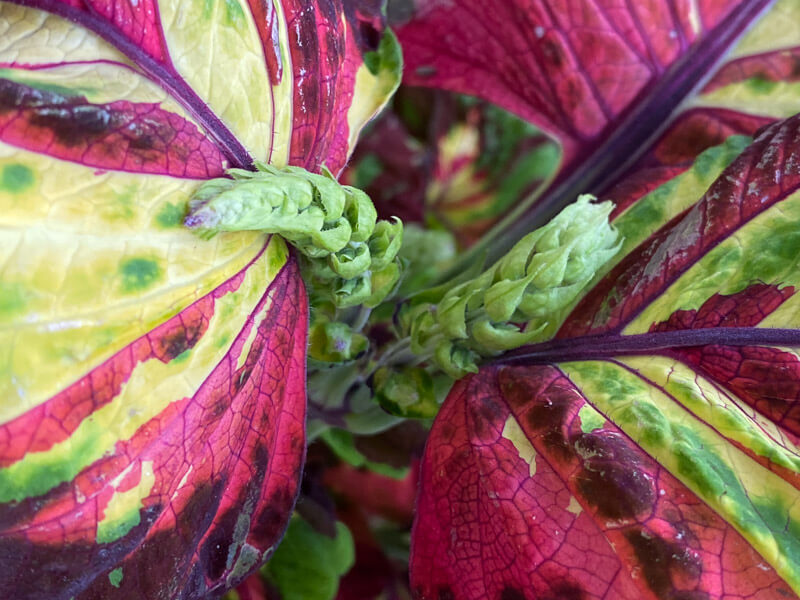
[
  {"xmin": 499, "ymin": 327, "xmax": 800, "ymax": 365},
  {"xmin": 9, "ymin": 0, "xmax": 254, "ymax": 169}
]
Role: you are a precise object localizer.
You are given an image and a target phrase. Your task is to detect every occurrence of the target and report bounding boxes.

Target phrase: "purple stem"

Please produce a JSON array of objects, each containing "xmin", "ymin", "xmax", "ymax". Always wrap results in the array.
[
  {"xmin": 498, "ymin": 327, "xmax": 800, "ymax": 365},
  {"xmin": 10, "ymin": 0, "xmax": 254, "ymax": 169}
]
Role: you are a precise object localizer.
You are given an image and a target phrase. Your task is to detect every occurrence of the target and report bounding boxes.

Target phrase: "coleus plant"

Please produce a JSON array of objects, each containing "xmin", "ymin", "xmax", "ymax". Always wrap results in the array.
[
  {"xmin": 0, "ymin": 0, "xmax": 399, "ymax": 597},
  {"xmin": 394, "ymin": 0, "xmax": 800, "ymax": 598},
  {"xmin": 4, "ymin": 2, "xmax": 800, "ymax": 600}
]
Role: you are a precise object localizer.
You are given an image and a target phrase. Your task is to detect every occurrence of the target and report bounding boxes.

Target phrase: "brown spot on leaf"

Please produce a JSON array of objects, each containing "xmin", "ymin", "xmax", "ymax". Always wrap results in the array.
[
  {"xmin": 541, "ymin": 582, "xmax": 586, "ymax": 600},
  {"xmin": 438, "ymin": 587, "xmax": 455, "ymax": 600},
  {"xmin": 0, "ymin": 78, "xmax": 75, "ymax": 114},
  {"xmin": 155, "ymin": 323, "xmax": 203, "ymax": 362},
  {"xmin": 574, "ymin": 432, "xmax": 655, "ymax": 520},
  {"xmin": 30, "ymin": 105, "xmax": 120, "ymax": 147},
  {"xmin": 128, "ymin": 132, "xmax": 155, "ymax": 150},
  {"xmin": 624, "ymin": 527, "xmax": 705, "ymax": 599},
  {"xmin": 467, "ymin": 392, "xmax": 505, "ymax": 440},
  {"xmin": 200, "ymin": 507, "xmax": 238, "ymax": 581},
  {"xmin": 252, "ymin": 444, "xmax": 270, "ymax": 475},
  {"xmin": 252, "ymin": 486, "xmax": 295, "ymax": 544},
  {"xmin": 525, "ymin": 396, "xmax": 572, "ymax": 461},
  {"xmin": 500, "ymin": 587, "xmax": 526, "ymax": 600},
  {"xmin": 540, "ymin": 38, "xmax": 564, "ymax": 68},
  {"xmin": 499, "ymin": 368, "xmax": 578, "ymax": 461},
  {"xmin": 210, "ymin": 397, "xmax": 228, "ymax": 419}
]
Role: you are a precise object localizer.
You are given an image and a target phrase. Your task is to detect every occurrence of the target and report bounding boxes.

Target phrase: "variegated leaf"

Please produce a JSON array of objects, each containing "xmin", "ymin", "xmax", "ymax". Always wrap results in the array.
[{"xmin": 0, "ymin": 0, "xmax": 400, "ymax": 598}]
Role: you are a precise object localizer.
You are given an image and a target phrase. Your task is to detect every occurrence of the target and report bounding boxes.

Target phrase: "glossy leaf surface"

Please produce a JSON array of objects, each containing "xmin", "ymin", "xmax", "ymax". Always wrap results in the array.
[
  {"xmin": 0, "ymin": 0, "xmax": 398, "ymax": 597},
  {"xmin": 410, "ymin": 45, "xmax": 800, "ymax": 600}
]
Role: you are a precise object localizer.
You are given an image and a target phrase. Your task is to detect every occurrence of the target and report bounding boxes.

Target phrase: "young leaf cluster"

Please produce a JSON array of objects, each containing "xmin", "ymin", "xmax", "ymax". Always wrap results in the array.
[
  {"xmin": 184, "ymin": 162, "xmax": 403, "ymax": 309},
  {"xmin": 400, "ymin": 195, "xmax": 621, "ymax": 376}
]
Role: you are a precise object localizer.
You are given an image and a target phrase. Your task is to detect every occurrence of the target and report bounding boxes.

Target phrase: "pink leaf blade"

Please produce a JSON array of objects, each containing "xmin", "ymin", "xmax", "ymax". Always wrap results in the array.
[
  {"xmin": 412, "ymin": 73, "xmax": 800, "ymax": 600},
  {"xmin": 0, "ymin": 0, "xmax": 399, "ymax": 597}
]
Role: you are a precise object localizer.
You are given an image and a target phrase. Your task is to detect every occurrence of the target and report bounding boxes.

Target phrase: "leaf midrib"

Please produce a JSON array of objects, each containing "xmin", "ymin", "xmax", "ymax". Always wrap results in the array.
[{"xmin": 499, "ymin": 327, "xmax": 800, "ymax": 365}]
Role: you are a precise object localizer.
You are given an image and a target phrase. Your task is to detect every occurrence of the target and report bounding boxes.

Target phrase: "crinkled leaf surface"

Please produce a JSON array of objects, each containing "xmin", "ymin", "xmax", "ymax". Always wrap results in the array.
[
  {"xmin": 396, "ymin": 0, "xmax": 800, "ymax": 265},
  {"xmin": 0, "ymin": 0, "xmax": 399, "ymax": 598},
  {"xmin": 411, "ymin": 105, "xmax": 800, "ymax": 599}
]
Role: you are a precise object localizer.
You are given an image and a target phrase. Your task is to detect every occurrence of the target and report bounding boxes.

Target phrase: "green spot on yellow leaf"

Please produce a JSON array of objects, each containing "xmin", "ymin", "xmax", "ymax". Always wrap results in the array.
[
  {"xmin": 746, "ymin": 77, "xmax": 779, "ymax": 95},
  {"xmin": 105, "ymin": 187, "xmax": 135, "ymax": 222},
  {"xmin": 214, "ymin": 331, "xmax": 232, "ymax": 349},
  {"xmin": 1, "ymin": 164, "xmax": 34, "ymax": 193},
  {"xmin": 672, "ymin": 426, "xmax": 728, "ymax": 497},
  {"xmin": 172, "ymin": 348, "xmax": 192, "ymax": 363},
  {"xmin": 155, "ymin": 202, "xmax": 186, "ymax": 228},
  {"xmin": 0, "ymin": 282, "xmax": 27, "ymax": 318},
  {"xmin": 621, "ymin": 401, "xmax": 670, "ymax": 446},
  {"xmin": 224, "ymin": 0, "xmax": 245, "ymax": 26},
  {"xmin": 119, "ymin": 258, "xmax": 161, "ymax": 292}
]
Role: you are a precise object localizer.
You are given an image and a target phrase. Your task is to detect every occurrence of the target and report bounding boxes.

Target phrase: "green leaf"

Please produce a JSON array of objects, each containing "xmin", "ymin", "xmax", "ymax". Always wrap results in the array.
[
  {"xmin": 263, "ymin": 517, "xmax": 355, "ymax": 600},
  {"xmin": 373, "ymin": 366, "xmax": 439, "ymax": 418},
  {"xmin": 321, "ymin": 429, "xmax": 408, "ymax": 478}
]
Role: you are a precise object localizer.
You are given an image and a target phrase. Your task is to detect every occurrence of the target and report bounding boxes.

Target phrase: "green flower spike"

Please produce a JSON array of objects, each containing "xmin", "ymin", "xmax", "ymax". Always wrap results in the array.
[
  {"xmin": 402, "ymin": 194, "xmax": 622, "ymax": 377},
  {"xmin": 185, "ymin": 162, "xmax": 403, "ymax": 309}
]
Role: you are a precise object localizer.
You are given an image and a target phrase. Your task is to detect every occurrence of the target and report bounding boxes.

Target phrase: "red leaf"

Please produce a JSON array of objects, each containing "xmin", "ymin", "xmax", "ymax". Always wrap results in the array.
[
  {"xmin": 411, "ymin": 56, "xmax": 800, "ymax": 600},
  {"xmin": 1, "ymin": 1, "xmax": 397, "ymax": 597},
  {"xmin": 0, "ymin": 79, "xmax": 227, "ymax": 178},
  {"xmin": 394, "ymin": 0, "xmax": 780, "ymax": 270},
  {"xmin": 396, "ymin": 0, "xmax": 764, "ymax": 164}
]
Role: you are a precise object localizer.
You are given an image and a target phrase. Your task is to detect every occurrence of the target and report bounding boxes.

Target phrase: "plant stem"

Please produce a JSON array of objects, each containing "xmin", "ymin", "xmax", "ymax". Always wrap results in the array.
[{"xmin": 351, "ymin": 306, "xmax": 372, "ymax": 332}]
